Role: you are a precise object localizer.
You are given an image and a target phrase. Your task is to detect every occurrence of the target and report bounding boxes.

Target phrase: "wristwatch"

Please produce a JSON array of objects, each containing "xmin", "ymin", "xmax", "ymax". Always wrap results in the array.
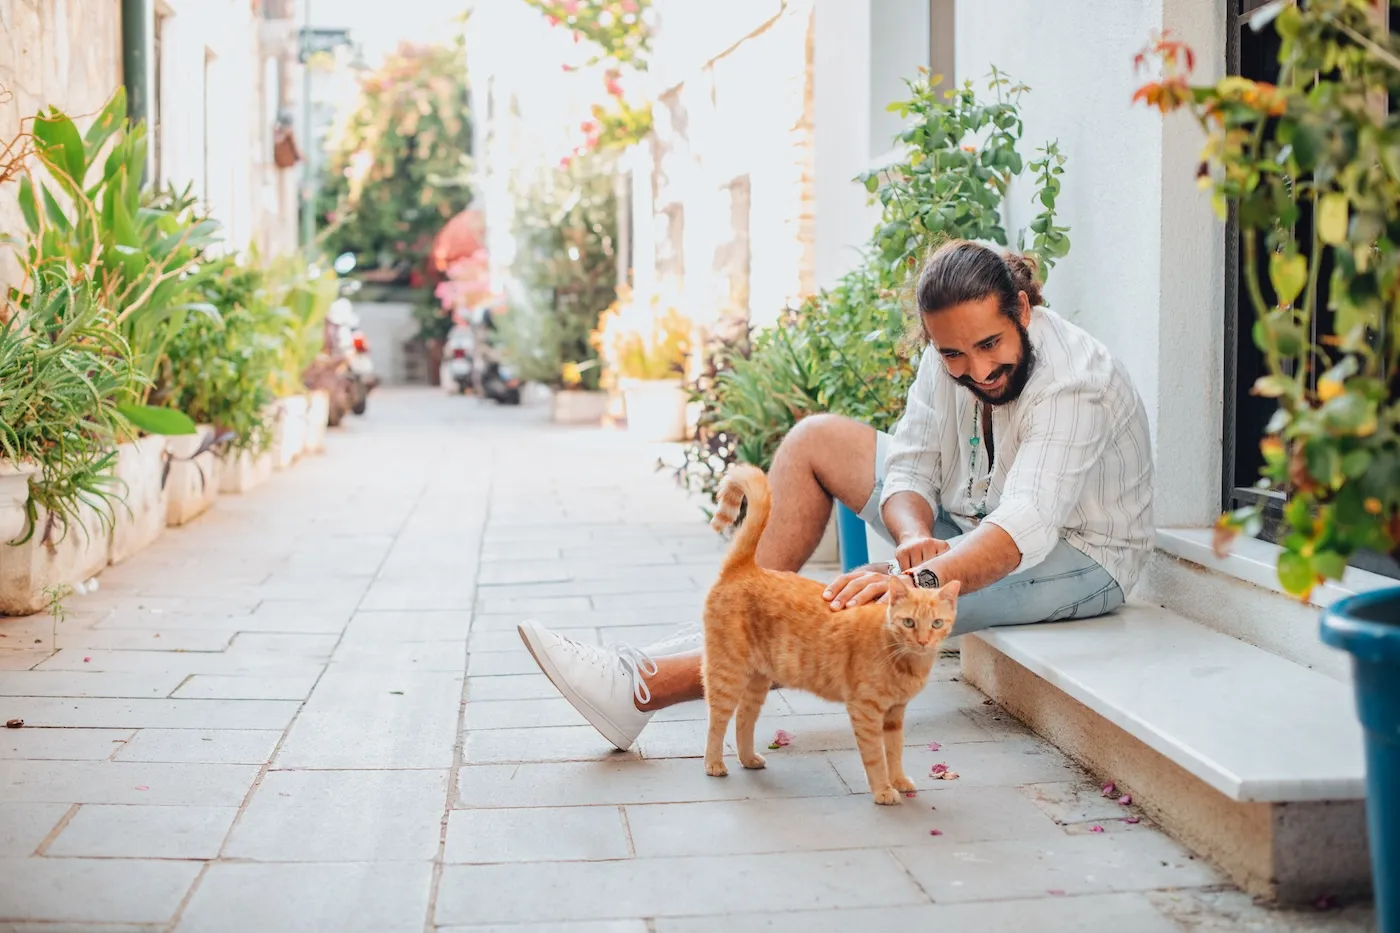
[{"xmin": 888, "ymin": 559, "xmax": 940, "ymax": 589}]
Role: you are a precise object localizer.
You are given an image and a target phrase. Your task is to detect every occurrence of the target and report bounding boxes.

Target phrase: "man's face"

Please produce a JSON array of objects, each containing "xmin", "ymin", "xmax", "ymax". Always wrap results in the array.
[{"xmin": 923, "ymin": 292, "xmax": 1034, "ymax": 406}]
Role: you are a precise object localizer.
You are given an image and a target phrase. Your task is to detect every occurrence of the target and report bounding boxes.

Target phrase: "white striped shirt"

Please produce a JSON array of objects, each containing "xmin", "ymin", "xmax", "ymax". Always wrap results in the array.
[{"xmin": 879, "ymin": 307, "xmax": 1155, "ymax": 593}]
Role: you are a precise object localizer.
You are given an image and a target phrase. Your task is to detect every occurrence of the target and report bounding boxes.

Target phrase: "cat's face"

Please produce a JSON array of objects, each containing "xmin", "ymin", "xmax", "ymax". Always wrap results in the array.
[{"xmin": 884, "ymin": 576, "xmax": 960, "ymax": 652}]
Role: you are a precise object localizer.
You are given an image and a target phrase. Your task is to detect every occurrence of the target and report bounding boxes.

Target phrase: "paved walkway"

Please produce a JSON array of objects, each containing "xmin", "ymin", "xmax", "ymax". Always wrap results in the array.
[{"xmin": 0, "ymin": 389, "xmax": 1374, "ymax": 931}]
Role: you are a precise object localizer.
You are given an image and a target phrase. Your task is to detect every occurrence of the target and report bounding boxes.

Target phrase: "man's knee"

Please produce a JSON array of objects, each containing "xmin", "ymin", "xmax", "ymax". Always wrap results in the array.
[
  {"xmin": 778, "ymin": 413, "xmax": 877, "ymax": 507},
  {"xmin": 781, "ymin": 413, "xmax": 859, "ymax": 462}
]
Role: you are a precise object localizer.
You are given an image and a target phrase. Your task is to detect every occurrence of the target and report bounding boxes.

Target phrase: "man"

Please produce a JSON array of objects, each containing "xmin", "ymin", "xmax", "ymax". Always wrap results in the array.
[{"xmin": 518, "ymin": 240, "xmax": 1155, "ymax": 751}]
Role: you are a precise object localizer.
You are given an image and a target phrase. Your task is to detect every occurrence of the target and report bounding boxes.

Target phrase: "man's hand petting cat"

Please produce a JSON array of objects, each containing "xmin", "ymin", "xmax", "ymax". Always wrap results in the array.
[
  {"xmin": 822, "ymin": 570, "xmax": 895, "ymax": 611},
  {"xmin": 895, "ymin": 534, "xmax": 948, "ymax": 570}
]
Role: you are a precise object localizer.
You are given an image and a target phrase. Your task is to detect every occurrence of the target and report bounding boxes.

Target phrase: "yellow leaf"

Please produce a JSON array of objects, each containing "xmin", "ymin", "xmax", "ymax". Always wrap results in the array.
[
  {"xmin": 1269, "ymin": 253, "xmax": 1307, "ymax": 307},
  {"xmin": 1318, "ymin": 193, "xmax": 1349, "ymax": 245}
]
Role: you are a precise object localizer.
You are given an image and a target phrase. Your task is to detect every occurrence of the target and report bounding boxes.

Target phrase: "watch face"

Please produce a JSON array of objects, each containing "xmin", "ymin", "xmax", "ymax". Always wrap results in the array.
[{"xmin": 915, "ymin": 568, "xmax": 939, "ymax": 589}]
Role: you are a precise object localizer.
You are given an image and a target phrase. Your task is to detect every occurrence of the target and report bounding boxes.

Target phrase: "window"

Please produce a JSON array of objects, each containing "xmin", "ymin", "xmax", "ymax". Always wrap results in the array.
[
  {"xmin": 1222, "ymin": 0, "xmax": 1399, "ymax": 579},
  {"xmin": 869, "ymin": 0, "xmax": 954, "ymax": 161}
]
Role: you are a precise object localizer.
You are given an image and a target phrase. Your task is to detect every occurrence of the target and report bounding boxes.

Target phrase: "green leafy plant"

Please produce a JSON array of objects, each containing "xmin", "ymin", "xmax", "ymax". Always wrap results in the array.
[
  {"xmin": 163, "ymin": 258, "xmax": 287, "ymax": 452},
  {"xmin": 1136, "ymin": 1, "xmax": 1400, "ymax": 597},
  {"xmin": 0, "ymin": 271, "xmax": 137, "ymax": 544},
  {"xmin": 678, "ymin": 68, "xmax": 1071, "ymax": 506},
  {"xmin": 16, "ymin": 88, "xmax": 216, "ymax": 433},
  {"xmin": 500, "ymin": 154, "xmax": 618, "ymax": 389},
  {"xmin": 317, "ymin": 41, "xmax": 474, "ymax": 279}
]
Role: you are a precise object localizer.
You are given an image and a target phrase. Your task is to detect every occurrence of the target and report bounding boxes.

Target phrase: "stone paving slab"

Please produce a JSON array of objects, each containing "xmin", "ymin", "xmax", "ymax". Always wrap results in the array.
[{"xmin": 0, "ymin": 391, "xmax": 1375, "ymax": 930}]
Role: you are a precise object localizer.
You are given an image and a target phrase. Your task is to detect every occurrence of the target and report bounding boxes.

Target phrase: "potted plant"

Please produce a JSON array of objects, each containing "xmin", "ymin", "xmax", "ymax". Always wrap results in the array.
[
  {"xmin": 0, "ymin": 273, "xmax": 135, "ymax": 614},
  {"xmin": 1138, "ymin": 4, "xmax": 1399, "ymax": 923},
  {"xmin": 267, "ymin": 259, "xmax": 338, "ymax": 469},
  {"xmin": 675, "ymin": 68, "xmax": 1070, "ymax": 570},
  {"xmin": 591, "ymin": 287, "xmax": 693, "ymax": 441},
  {"xmin": 15, "ymin": 91, "xmax": 212, "ymax": 558}
]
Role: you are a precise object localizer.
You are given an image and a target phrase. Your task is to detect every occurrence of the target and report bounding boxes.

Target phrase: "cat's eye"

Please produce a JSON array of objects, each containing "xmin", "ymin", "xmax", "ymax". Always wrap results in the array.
[
  {"xmin": 903, "ymin": 619, "xmax": 915, "ymax": 628},
  {"xmin": 933, "ymin": 619, "xmax": 944, "ymax": 629}
]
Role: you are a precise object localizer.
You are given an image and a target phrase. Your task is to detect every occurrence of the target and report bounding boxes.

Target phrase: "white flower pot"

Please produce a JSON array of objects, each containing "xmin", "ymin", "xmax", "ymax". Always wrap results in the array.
[
  {"xmin": 621, "ymin": 378, "xmax": 688, "ymax": 442},
  {"xmin": 552, "ymin": 389, "xmax": 609, "ymax": 425},
  {"xmin": 0, "ymin": 501, "xmax": 109, "ymax": 616},
  {"xmin": 0, "ymin": 460, "xmax": 38, "ymax": 547},
  {"xmin": 108, "ymin": 437, "xmax": 168, "ymax": 565},
  {"xmin": 165, "ymin": 426, "xmax": 220, "ymax": 527},
  {"xmin": 272, "ymin": 395, "xmax": 309, "ymax": 470},
  {"xmin": 219, "ymin": 447, "xmax": 274, "ymax": 494},
  {"xmin": 304, "ymin": 389, "xmax": 330, "ymax": 455}
]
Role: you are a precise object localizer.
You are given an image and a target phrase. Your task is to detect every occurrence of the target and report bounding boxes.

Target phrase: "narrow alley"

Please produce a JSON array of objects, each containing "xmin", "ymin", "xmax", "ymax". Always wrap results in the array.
[{"xmin": 0, "ymin": 391, "xmax": 1372, "ymax": 931}]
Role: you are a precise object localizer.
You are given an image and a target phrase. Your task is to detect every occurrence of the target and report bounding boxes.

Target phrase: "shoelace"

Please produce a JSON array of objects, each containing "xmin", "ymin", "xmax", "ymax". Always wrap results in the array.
[
  {"xmin": 615, "ymin": 645, "xmax": 659, "ymax": 706},
  {"xmin": 559, "ymin": 636, "xmax": 659, "ymax": 706}
]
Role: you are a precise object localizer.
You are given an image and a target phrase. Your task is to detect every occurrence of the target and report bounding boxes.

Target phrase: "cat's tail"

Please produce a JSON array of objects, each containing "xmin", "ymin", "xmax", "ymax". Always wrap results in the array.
[{"xmin": 710, "ymin": 463, "xmax": 772, "ymax": 571}]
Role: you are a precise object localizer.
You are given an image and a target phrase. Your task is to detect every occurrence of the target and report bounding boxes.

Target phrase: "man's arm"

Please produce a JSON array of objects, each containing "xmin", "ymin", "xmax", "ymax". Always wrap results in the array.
[
  {"xmin": 909, "ymin": 522, "xmax": 1020, "ymax": 594},
  {"xmin": 881, "ymin": 490, "xmax": 948, "ymax": 570}
]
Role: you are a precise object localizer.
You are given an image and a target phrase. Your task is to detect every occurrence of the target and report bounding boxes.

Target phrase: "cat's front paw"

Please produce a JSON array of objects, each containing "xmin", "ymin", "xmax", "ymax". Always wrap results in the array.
[
  {"xmin": 739, "ymin": 752, "xmax": 766, "ymax": 770},
  {"xmin": 891, "ymin": 774, "xmax": 917, "ymax": 794},
  {"xmin": 872, "ymin": 786, "xmax": 900, "ymax": 805},
  {"xmin": 705, "ymin": 759, "xmax": 729, "ymax": 777}
]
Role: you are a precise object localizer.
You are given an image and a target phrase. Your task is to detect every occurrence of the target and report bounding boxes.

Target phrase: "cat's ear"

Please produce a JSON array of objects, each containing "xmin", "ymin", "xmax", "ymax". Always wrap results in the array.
[
  {"xmin": 939, "ymin": 579, "xmax": 962, "ymax": 602},
  {"xmin": 887, "ymin": 573, "xmax": 912, "ymax": 604}
]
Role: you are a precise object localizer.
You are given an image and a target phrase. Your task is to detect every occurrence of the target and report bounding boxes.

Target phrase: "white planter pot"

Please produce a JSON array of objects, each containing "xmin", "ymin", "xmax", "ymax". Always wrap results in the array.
[
  {"xmin": 165, "ymin": 426, "xmax": 220, "ymax": 527},
  {"xmin": 272, "ymin": 395, "xmax": 309, "ymax": 470},
  {"xmin": 108, "ymin": 437, "xmax": 168, "ymax": 565},
  {"xmin": 304, "ymin": 389, "xmax": 330, "ymax": 455},
  {"xmin": 621, "ymin": 378, "xmax": 688, "ymax": 442},
  {"xmin": 0, "ymin": 460, "xmax": 38, "ymax": 546},
  {"xmin": 551, "ymin": 389, "xmax": 609, "ymax": 426},
  {"xmin": 0, "ymin": 502, "xmax": 109, "ymax": 616},
  {"xmin": 219, "ymin": 447, "xmax": 274, "ymax": 494}
]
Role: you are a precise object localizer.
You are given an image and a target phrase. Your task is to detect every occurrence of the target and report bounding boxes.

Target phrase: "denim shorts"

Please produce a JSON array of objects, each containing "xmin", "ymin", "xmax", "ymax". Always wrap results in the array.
[{"xmin": 859, "ymin": 431, "xmax": 1124, "ymax": 636}]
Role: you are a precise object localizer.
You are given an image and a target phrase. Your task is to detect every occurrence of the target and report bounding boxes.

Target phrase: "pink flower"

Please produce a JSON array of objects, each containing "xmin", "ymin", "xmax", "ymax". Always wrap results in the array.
[
  {"xmin": 605, "ymin": 78, "xmax": 624, "ymax": 97},
  {"xmin": 928, "ymin": 828, "xmax": 943, "ymax": 836},
  {"xmin": 903, "ymin": 791, "xmax": 917, "ymax": 798},
  {"xmin": 1124, "ymin": 817, "xmax": 1141, "ymax": 825},
  {"xmin": 768, "ymin": 729, "xmax": 794, "ymax": 749},
  {"xmin": 1089, "ymin": 824, "xmax": 1105, "ymax": 833},
  {"xmin": 1118, "ymin": 794, "xmax": 1133, "ymax": 806},
  {"xmin": 1101, "ymin": 781, "xmax": 1116, "ymax": 797},
  {"xmin": 580, "ymin": 120, "xmax": 597, "ymax": 133},
  {"xmin": 546, "ymin": 14, "xmax": 560, "ymax": 26},
  {"xmin": 927, "ymin": 742, "xmax": 941, "ymax": 752},
  {"xmin": 562, "ymin": 0, "xmax": 580, "ymax": 12},
  {"xmin": 930, "ymin": 763, "xmax": 948, "ymax": 775},
  {"xmin": 135, "ymin": 785, "xmax": 149, "ymax": 791},
  {"xmin": 621, "ymin": 0, "xmax": 638, "ymax": 10}
]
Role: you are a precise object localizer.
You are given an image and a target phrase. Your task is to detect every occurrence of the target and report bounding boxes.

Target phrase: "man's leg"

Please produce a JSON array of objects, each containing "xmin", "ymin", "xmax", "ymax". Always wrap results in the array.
[
  {"xmin": 517, "ymin": 415, "xmax": 881, "ymax": 749},
  {"xmin": 938, "ymin": 537, "xmax": 1125, "ymax": 636}
]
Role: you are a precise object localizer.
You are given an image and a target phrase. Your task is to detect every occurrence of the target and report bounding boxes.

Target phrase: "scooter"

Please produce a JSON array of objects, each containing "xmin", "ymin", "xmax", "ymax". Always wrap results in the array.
[
  {"xmin": 471, "ymin": 305, "xmax": 521, "ymax": 406},
  {"xmin": 443, "ymin": 317, "xmax": 476, "ymax": 395},
  {"xmin": 326, "ymin": 275, "xmax": 379, "ymax": 417}
]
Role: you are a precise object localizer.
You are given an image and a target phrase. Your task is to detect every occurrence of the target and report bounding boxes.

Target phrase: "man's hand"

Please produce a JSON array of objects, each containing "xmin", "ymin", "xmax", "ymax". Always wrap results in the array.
[
  {"xmin": 822, "ymin": 568, "xmax": 895, "ymax": 611},
  {"xmin": 895, "ymin": 535, "xmax": 949, "ymax": 571}
]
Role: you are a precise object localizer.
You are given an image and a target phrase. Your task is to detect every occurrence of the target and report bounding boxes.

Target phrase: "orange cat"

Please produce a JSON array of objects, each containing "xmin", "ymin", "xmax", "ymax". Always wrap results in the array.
[{"xmin": 702, "ymin": 464, "xmax": 960, "ymax": 804}]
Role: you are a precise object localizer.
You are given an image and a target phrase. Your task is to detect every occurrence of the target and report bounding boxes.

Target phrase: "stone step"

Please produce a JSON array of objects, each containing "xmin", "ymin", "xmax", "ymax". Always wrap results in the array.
[{"xmin": 962, "ymin": 603, "xmax": 1370, "ymax": 904}]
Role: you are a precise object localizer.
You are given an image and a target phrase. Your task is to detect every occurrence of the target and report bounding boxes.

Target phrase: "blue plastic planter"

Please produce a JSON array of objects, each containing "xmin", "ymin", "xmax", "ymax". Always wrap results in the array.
[
  {"xmin": 1320, "ymin": 586, "xmax": 1400, "ymax": 931},
  {"xmin": 835, "ymin": 501, "xmax": 869, "ymax": 572}
]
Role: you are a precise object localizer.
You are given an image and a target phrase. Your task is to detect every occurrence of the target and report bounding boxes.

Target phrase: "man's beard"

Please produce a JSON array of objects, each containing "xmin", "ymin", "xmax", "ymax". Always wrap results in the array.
[{"xmin": 955, "ymin": 322, "xmax": 1035, "ymax": 406}]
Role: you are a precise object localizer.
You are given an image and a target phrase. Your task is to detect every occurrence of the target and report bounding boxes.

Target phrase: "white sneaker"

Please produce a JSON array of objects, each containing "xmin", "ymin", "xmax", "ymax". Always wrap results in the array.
[
  {"xmin": 517, "ymin": 620, "xmax": 658, "ymax": 751},
  {"xmin": 642, "ymin": 623, "xmax": 703, "ymax": 657}
]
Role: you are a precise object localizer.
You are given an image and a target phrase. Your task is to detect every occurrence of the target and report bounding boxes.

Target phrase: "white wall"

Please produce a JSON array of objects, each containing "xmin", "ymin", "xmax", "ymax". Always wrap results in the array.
[
  {"xmin": 813, "ymin": 0, "xmax": 880, "ymax": 291},
  {"xmin": 157, "ymin": 0, "xmax": 273, "ymax": 255},
  {"xmin": 954, "ymin": 0, "xmax": 1226, "ymax": 526}
]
